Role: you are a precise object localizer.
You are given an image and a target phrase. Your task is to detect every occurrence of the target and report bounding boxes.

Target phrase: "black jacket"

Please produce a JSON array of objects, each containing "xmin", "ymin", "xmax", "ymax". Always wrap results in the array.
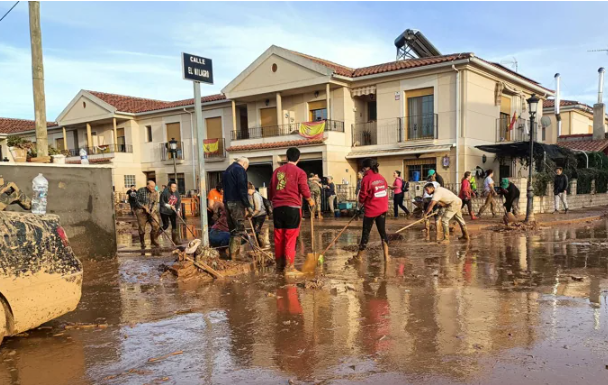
[
  {"xmin": 554, "ymin": 174, "xmax": 568, "ymax": 195},
  {"xmin": 160, "ymin": 188, "xmax": 181, "ymax": 215},
  {"xmin": 500, "ymin": 183, "xmax": 520, "ymax": 208},
  {"xmin": 223, "ymin": 162, "xmax": 252, "ymax": 208},
  {"xmin": 127, "ymin": 188, "xmax": 137, "ymax": 207}
]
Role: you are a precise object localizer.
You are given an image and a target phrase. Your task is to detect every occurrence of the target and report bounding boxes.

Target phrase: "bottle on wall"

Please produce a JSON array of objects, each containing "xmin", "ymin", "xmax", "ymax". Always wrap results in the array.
[{"xmin": 32, "ymin": 173, "xmax": 48, "ymax": 215}]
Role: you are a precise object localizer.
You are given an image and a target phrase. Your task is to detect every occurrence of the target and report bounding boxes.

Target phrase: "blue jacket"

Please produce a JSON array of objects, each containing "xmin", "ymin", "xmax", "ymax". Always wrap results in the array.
[{"xmin": 222, "ymin": 162, "xmax": 252, "ymax": 208}]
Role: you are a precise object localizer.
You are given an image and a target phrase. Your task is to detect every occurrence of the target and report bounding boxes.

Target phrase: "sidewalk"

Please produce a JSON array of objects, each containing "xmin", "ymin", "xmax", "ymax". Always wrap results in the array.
[{"xmin": 306, "ymin": 206, "xmax": 608, "ymax": 232}]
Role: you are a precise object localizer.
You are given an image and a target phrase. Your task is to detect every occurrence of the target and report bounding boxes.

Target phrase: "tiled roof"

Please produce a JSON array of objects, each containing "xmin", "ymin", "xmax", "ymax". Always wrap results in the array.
[
  {"xmin": 352, "ymin": 53, "xmax": 474, "ymax": 77},
  {"xmin": 543, "ymin": 99, "xmax": 592, "ymax": 111},
  {"xmin": 87, "ymin": 90, "xmax": 226, "ymax": 114},
  {"xmin": 0, "ymin": 118, "xmax": 58, "ymax": 134},
  {"xmin": 226, "ymin": 138, "xmax": 325, "ymax": 152},
  {"xmin": 558, "ymin": 139, "xmax": 608, "ymax": 153},
  {"xmin": 287, "ymin": 49, "xmax": 354, "ymax": 77}
]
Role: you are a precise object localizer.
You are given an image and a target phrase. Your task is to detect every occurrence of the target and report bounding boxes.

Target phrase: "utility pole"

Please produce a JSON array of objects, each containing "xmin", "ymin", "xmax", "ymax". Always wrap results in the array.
[{"xmin": 28, "ymin": 1, "xmax": 48, "ymax": 157}]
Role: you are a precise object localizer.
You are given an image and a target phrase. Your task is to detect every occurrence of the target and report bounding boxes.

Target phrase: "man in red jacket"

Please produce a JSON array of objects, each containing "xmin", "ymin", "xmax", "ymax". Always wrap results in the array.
[
  {"xmin": 270, "ymin": 147, "xmax": 315, "ymax": 276},
  {"xmin": 354, "ymin": 158, "xmax": 390, "ymax": 262}
]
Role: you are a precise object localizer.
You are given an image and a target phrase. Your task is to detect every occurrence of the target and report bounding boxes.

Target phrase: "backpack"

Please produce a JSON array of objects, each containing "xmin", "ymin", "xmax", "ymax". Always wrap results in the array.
[{"xmin": 400, "ymin": 178, "xmax": 409, "ymax": 193}]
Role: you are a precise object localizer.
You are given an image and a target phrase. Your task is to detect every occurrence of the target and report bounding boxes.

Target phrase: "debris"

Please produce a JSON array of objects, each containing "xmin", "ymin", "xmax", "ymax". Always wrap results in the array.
[
  {"xmin": 148, "ymin": 350, "xmax": 183, "ymax": 363},
  {"xmin": 570, "ymin": 276, "xmax": 584, "ymax": 282}
]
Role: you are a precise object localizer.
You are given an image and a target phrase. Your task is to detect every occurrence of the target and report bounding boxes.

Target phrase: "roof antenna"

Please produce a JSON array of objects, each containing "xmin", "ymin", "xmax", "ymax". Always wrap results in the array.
[{"xmin": 500, "ymin": 57, "xmax": 518, "ymax": 72}]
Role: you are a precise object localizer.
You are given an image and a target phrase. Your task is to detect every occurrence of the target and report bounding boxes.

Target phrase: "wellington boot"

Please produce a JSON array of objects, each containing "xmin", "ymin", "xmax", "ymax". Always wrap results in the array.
[
  {"xmin": 150, "ymin": 233, "xmax": 160, "ymax": 248},
  {"xmin": 284, "ymin": 262, "xmax": 304, "ymax": 277},
  {"xmin": 171, "ymin": 229, "xmax": 180, "ymax": 245},
  {"xmin": 458, "ymin": 226, "xmax": 470, "ymax": 241},
  {"xmin": 470, "ymin": 214, "xmax": 479, "ymax": 221},
  {"xmin": 139, "ymin": 234, "xmax": 146, "ymax": 249},
  {"xmin": 382, "ymin": 242, "xmax": 390, "ymax": 262},
  {"xmin": 276, "ymin": 257, "xmax": 286, "ymax": 272},
  {"xmin": 228, "ymin": 237, "xmax": 241, "ymax": 260},
  {"xmin": 348, "ymin": 250, "xmax": 365, "ymax": 264},
  {"xmin": 438, "ymin": 228, "xmax": 450, "ymax": 244}
]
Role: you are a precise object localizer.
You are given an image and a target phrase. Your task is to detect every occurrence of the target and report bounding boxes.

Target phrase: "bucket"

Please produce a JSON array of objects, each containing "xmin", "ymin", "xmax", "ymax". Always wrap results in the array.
[{"xmin": 412, "ymin": 171, "xmax": 420, "ymax": 182}]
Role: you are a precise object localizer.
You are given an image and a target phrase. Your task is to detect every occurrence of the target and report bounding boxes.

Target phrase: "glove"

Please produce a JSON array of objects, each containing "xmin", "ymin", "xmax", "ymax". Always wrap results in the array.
[{"xmin": 307, "ymin": 198, "xmax": 315, "ymax": 207}]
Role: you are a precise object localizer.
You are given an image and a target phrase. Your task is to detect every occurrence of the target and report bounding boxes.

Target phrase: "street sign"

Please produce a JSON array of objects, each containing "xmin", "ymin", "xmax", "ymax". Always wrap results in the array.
[{"xmin": 182, "ymin": 52, "xmax": 214, "ymax": 84}]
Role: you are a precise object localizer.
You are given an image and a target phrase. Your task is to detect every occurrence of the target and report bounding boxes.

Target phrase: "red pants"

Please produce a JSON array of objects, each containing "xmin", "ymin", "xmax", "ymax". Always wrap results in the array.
[{"xmin": 274, "ymin": 228, "xmax": 300, "ymax": 264}]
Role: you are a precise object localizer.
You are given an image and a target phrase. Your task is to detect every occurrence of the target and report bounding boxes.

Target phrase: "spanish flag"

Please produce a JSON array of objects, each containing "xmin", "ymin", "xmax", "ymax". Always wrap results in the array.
[
  {"xmin": 203, "ymin": 139, "xmax": 219, "ymax": 154},
  {"xmin": 299, "ymin": 120, "xmax": 325, "ymax": 139}
]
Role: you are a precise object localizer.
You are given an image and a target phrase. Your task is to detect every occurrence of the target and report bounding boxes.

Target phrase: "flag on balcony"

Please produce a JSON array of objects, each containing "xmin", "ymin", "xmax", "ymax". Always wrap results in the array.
[
  {"xmin": 508, "ymin": 112, "xmax": 517, "ymax": 131},
  {"xmin": 299, "ymin": 120, "xmax": 325, "ymax": 139},
  {"xmin": 203, "ymin": 139, "xmax": 219, "ymax": 154}
]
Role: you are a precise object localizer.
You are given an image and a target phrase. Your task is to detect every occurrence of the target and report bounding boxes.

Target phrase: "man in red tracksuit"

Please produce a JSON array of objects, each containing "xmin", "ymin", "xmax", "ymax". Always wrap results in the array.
[
  {"xmin": 354, "ymin": 158, "xmax": 390, "ymax": 262},
  {"xmin": 270, "ymin": 147, "xmax": 315, "ymax": 275}
]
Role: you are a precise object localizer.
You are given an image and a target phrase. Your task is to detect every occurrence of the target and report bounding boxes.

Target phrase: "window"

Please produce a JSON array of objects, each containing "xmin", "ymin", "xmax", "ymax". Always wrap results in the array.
[
  {"xmin": 146, "ymin": 126, "xmax": 152, "ymax": 142},
  {"xmin": 406, "ymin": 88, "xmax": 434, "ymax": 140},
  {"xmin": 165, "ymin": 123, "xmax": 182, "ymax": 159},
  {"xmin": 168, "ymin": 173, "xmax": 186, "ymax": 194},
  {"xmin": 116, "ymin": 128, "xmax": 126, "ymax": 152},
  {"xmin": 309, "ymin": 100, "xmax": 327, "ymax": 121},
  {"xmin": 55, "ymin": 138, "xmax": 65, "ymax": 151},
  {"xmin": 404, "ymin": 159, "xmax": 436, "ymax": 182},
  {"xmin": 124, "ymin": 175, "xmax": 136, "ymax": 188},
  {"xmin": 499, "ymin": 112, "xmax": 510, "ymax": 141},
  {"xmin": 205, "ymin": 117, "xmax": 222, "ymax": 139},
  {"xmin": 144, "ymin": 171, "xmax": 156, "ymax": 184},
  {"xmin": 367, "ymin": 101, "xmax": 377, "ymax": 121}
]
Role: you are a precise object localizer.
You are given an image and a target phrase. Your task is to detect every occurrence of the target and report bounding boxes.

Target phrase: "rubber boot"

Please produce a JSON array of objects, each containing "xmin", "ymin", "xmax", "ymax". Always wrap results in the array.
[
  {"xmin": 285, "ymin": 261, "xmax": 304, "ymax": 277},
  {"xmin": 470, "ymin": 214, "xmax": 479, "ymax": 221},
  {"xmin": 438, "ymin": 226, "xmax": 450, "ymax": 244},
  {"xmin": 459, "ymin": 226, "xmax": 470, "ymax": 241},
  {"xmin": 382, "ymin": 242, "xmax": 390, "ymax": 262},
  {"xmin": 171, "ymin": 229, "xmax": 180, "ymax": 245},
  {"xmin": 436, "ymin": 220, "xmax": 443, "ymax": 239},
  {"xmin": 349, "ymin": 249, "xmax": 365, "ymax": 264},
  {"xmin": 276, "ymin": 256, "xmax": 286, "ymax": 272},
  {"xmin": 139, "ymin": 234, "xmax": 146, "ymax": 249},
  {"xmin": 228, "ymin": 237, "xmax": 240, "ymax": 260},
  {"xmin": 150, "ymin": 231, "xmax": 160, "ymax": 248}
]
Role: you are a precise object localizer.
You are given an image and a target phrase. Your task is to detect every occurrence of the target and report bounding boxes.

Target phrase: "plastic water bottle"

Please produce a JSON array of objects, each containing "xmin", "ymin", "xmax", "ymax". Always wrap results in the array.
[
  {"xmin": 79, "ymin": 148, "xmax": 89, "ymax": 165},
  {"xmin": 32, "ymin": 173, "xmax": 49, "ymax": 215}
]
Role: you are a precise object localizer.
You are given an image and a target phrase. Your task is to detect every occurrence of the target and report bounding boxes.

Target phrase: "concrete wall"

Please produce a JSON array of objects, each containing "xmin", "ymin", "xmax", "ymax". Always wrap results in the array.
[{"xmin": 0, "ymin": 163, "xmax": 116, "ymax": 259}]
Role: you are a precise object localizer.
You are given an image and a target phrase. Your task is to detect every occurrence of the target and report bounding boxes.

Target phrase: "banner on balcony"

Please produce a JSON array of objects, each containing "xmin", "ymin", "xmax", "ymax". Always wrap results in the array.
[
  {"xmin": 203, "ymin": 139, "xmax": 219, "ymax": 154},
  {"xmin": 299, "ymin": 121, "xmax": 325, "ymax": 139}
]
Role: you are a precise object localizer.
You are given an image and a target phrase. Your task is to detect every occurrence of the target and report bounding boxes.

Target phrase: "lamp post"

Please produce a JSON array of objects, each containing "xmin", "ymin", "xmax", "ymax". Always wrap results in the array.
[
  {"xmin": 525, "ymin": 94, "xmax": 540, "ymax": 222},
  {"xmin": 169, "ymin": 137, "xmax": 178, "ymax": 188}
]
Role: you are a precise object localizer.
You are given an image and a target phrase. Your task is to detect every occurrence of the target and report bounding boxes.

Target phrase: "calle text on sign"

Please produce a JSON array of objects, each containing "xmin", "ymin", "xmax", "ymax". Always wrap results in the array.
[{"xmin": 182, "ymin": 52, "xmax": 213, "ymax": 84}]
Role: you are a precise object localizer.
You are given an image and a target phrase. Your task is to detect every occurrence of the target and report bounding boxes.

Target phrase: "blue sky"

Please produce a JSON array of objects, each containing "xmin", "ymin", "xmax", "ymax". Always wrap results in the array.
[{"xmin": 2, "ymin": 1, "xmax": 608, "ymax": 120}]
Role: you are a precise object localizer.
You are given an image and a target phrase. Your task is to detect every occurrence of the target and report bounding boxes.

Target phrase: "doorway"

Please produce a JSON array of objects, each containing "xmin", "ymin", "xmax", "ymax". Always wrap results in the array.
[
  {"xmin": 247, "ymin": 163, "xmax": 273, "ymax": 188},
  {"xmin": 260, "ymin": 107, "xmax": 278, "ymax": 137}
]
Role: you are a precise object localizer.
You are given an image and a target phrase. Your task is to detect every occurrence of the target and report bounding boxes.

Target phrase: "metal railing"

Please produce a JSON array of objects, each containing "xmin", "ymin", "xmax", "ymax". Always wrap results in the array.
[
  {"xmin": 352, "ymin": 114, "xmax": 437, "ymax": 146},
  {"xmin": 231, "ymin": 119, "xmax": 344, "ymax": 140},
  {"xmin": 203, "ymin": 138, "xmax": 226, "ymax": 159},
  {"xmin": 66, "ymin": 144, "xmax": 133, "ymax": 157},
  {"xmin": 160, "ymin": 141, "xmax": 185, "ymax": 161},
  {"xmin": 496, "ymin": 117, "xmax": 538, "ymax": 143}
]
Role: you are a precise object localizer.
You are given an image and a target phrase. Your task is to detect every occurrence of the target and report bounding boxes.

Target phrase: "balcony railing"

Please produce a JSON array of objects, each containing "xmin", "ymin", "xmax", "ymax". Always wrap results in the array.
[
  {"xmin": 160, "ymin": 141, "xmax": 185, "ymax": 161},
  {"xmin": 352, "ymin": 114, "xmax": 438, "ymax": 146},
  {"xmin": 231, "ymin": 119, "xmax": 344, "ymax": 140},
  {"xmin": 204, "ymin": 138, "xmax": 226, "ymax": 160},
  {"xmin": 496, "ymin": 117, "xmax": 538, "ymax": 143},
  {"xmin": 66, "ymin": 144, "xmax": 133, "ymax": 157}
]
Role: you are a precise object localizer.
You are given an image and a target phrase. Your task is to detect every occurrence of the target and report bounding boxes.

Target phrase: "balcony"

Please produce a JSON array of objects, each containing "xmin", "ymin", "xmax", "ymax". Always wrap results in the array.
[
  {"xmin": 352, "ymin": 114, "xmax": 437, "ymax": 146},
  {"xmin": 66, "ymin": 144, "xmax": 133, "ymax": 157},
  {"xmin": 203, "ymin": 138, "xmax": 226, "ymax": 160},
  {"xmin": 231, "ymin": 119, "xmax": 344, "ymax": 140},
  {"xmin": 160, "ymin": 141, "xmax": 185, "ymax": 161},
  {"xmin": 496, "ymin": 117, "xmax": 538, "ymax": 143}
]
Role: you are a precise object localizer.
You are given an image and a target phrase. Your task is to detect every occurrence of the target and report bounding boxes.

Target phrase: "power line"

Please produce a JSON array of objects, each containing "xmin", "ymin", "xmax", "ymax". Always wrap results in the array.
[{"xmin": 0, "ymin": 1, "xmax": 19, "ymax": 24}]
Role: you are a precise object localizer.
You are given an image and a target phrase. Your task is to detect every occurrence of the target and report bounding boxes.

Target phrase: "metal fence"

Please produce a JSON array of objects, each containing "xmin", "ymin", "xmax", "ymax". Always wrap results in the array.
[
  {"xmin": 232, "ymin": 119, "xmax": 344, "ymax": 140},
  {"xmin": 352, "ymin": 114, "xmax": 438, "ymax": 147},
  {"xmin": 496, "ymin": 117, "xmax": 538, "ymax": 143},
  {"xmin": 66, "ymin": 144, "xmax": 133, "ymax": 157},
  {"xmin": 203, "ymin": 138, "xmax": 226, "ymax": 160},
  {"xmin": 160, "ymin": 141, "xmax": 185, "ymax": 161}
]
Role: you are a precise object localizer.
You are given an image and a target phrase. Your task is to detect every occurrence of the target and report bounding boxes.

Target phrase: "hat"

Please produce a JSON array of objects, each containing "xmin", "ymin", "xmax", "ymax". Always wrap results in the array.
[
  {"xmin": 428, "ymin": 169, "xmax": 436, "ymax": 176},
  {"xmin": 501, "ymin": 178, "xmax": 509, "ymax": 189},
  {"xmin": 309, "ymin": 172, "xmax": 315, "ymax": 178}
]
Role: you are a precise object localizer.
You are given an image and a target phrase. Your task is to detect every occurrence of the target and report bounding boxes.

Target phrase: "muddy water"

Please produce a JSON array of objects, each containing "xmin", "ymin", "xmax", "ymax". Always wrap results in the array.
[{"xmin": 1, "ymin": 220, "xmax": 608, "ymax": 385}]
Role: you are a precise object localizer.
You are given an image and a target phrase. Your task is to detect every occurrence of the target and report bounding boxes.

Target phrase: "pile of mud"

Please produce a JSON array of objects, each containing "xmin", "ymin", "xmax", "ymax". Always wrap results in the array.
[{"xmin": 489, "ymin": 221, "xmax": 541, "ymax": 232}]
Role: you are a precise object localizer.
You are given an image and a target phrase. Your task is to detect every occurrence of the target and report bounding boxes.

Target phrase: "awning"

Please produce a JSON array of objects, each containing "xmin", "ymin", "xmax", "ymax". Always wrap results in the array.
[
  {"xmin": 346, "ymin": 144, "xmax": 454, "ymax": 159},
  {"xmin": 476, "ymin": 142, "xmax": 572, "ymax": 159},
  {"xmin": 352, "ymin": 86, "xmax": 376, "ymax": 97}
]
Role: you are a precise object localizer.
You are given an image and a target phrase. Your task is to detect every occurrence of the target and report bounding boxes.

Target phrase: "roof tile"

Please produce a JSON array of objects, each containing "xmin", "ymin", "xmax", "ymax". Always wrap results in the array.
[
  {"xmin": 558, "ymin": 139, "xmax": 608, "ymax": 153},
  {"xmin": 87, "ymin": 90, "xmax": 226, "ymax": 114},
  {"xmin": 0, "ymin": 118, "xmax": 58, "ymax": 134}
]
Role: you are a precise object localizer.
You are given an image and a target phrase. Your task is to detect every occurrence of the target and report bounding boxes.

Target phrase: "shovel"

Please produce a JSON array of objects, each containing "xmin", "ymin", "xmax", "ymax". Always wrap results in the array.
[
  {"xmin": 302, "ymin": 212, "xmax": 318, "ymax": 274},
  {"xmin": 316, "ymin": 212, "xmax": 359, "ymax": 266},
  {"xmin": 395, "ymin": 212, "xmax": 437, "ymax": 233}
]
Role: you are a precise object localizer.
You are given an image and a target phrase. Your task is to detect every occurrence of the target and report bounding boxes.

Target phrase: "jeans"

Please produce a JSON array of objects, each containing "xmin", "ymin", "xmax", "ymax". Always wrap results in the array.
[
  {"xmin": 554, "ymin": 193, "xmax": 568, "ymax": 211},
  {"xmin": 478, "ymin": 192, "xmax": 497, "ymax": 216},
  {"xmin": 209, "ymin": 228, "xmax": 230, "ymax": 248},
  {"xmin": 359, "ymin": 213, "xmax": 388, "ymax": 251},
  {"xmin": 393, "ymin": 193, "xmax": 410, "ymax": 217},
  {"xmin": 161, "ymin": 212, "xmax": 177, "ymax": 231}
]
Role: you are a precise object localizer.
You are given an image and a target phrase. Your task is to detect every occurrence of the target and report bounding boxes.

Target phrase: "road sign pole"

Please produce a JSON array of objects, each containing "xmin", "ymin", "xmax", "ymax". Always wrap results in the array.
[{"xmin": 193, "ymin": 81, "xmax": 209, "ymax": 247}]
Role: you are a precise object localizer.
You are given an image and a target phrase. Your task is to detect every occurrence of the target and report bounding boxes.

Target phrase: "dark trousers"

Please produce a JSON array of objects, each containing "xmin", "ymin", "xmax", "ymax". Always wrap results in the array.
[
  {"xmin": 393, "ymin": 193, "xmax": 409, "ymax": 217},
  {"xmin": 226, "ymin": 201, "xmax": 247, "ymax": 256},
  {"xmin": 161, "ymin": 212, "xmax": 177, "ymax": 230},
  {"xmin": 251, "ymin": 215, "xmax": 266, "ymax": 244},
  {"xmin": 359, "ymin": 213, "xmax": 388, "ymax": 251},
  {"xmin": 461, "ymin": 199, "xmax": 473, "ymax": 215}
]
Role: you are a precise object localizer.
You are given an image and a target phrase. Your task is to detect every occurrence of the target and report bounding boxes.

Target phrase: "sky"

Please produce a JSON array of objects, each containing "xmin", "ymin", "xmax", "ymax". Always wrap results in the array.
[{"xmin": 2, "ymin": 1, "xmax": 608, "ymax": 120}]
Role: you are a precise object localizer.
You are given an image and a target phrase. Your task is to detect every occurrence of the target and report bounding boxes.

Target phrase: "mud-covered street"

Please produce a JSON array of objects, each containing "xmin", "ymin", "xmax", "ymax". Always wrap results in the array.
[{"xmin": 1, "ymin": 219, "xmax": 608, "ymax": 385}]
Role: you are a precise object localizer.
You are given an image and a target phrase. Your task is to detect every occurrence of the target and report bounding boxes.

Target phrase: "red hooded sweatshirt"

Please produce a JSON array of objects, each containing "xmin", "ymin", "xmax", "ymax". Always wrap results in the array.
[
  {"xmin": 358, "ymin": 169, "xmax": 389, "ymax": 218},
  {"xmin": 270, "ymin": 163, "xmax": 311, "ymax": 209}
]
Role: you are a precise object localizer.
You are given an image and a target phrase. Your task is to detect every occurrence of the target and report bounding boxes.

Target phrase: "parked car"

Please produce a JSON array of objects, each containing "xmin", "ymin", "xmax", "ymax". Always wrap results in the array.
[{"xmin": 0, "ymin": 211, "xmax": 83, "ymax": 345}]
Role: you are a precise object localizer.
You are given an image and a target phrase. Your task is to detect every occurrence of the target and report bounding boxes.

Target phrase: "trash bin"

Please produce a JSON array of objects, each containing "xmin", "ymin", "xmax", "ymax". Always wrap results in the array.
[{"xmin": 412, "ymin": 171, "xmax": 420, "ymax": 182}]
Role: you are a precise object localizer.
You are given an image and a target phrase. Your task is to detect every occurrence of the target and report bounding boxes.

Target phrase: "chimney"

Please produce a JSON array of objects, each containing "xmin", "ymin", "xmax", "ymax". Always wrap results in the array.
[
  {"xmin": 593, "ymin": 67, "xmax": 606, "ymax": 140},
  {"xmin": 555, "ymin": 73, "xmax": 562, "ymax": 137}
]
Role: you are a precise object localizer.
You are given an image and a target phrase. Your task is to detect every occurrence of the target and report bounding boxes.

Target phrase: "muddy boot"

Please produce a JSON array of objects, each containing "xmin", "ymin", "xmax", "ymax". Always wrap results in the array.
[
  {"xmin": 348, "ymin": 249, "xmax": 365, "ymax": 264},
  {"xmin": 436, "ymin": 221, "xmax": 443, "ymax": 239},
  {"xmin": 276, "ymin": 257, "xmax": 286, "ymax": 272},
  {"xmin": 438, "ymin": 227, "xmax": 450, "ymax": 244},
  {"xmin": 171, "ymin": 229, "xmax": 180, "ymax": 245},
  {"xmin": 228, "ymin": 237, "xmax": 241, "ymax": 260},
  {"xmin": 382, "ymin": 242, "xmax": 390, "ymax": 262},
  {"xmin": 458, "ymin": 226, "xmax": 470, "ymax": 241},
  {"xmin": 285, "ymin": 261, "xmax": 304, "ymax": 277},
  {"xmin": 139, "ymin": 234, "xmax": 146, "ymax": 249},
  {"xmin": 150, "ymin": 232, "xmax": 160, "ymax": 248}
]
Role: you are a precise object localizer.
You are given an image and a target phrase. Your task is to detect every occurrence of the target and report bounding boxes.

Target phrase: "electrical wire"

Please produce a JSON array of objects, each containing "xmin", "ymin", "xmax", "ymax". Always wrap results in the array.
[{"xmin": 0, "ymin": 1, "xmax": 19, "ymax": 24}]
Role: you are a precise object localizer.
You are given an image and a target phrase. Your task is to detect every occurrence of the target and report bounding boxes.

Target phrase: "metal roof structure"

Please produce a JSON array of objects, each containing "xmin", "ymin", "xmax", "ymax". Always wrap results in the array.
[{"xmin": 394, "ymin": 29, "xmax": 442, "ymax": 60}]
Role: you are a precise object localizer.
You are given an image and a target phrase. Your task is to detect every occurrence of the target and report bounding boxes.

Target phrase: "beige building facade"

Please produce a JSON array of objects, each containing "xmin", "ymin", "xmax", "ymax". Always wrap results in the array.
[{"xmin": 1, "ymin": 45, "xmax": 554, "ymax": 193}]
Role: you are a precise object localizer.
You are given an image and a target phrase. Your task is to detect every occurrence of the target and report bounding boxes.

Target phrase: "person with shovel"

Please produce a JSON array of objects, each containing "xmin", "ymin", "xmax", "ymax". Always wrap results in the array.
[
  {"xmin": 159, "ymin": 181, "xmax": 182, "ymax": 244},
  {"xmin": 223, "ymin": 157, "xmax": 253, "ymax": 260},
  {"xmin": 270, "ymin": 147, "xmax": 314, "ymax": 276},
  {"xmin": 353, "ymin": 158, "xmax": 389, "ymax": 262},
  {"xmin": 247, "ymin": 182, "xmax": 267, "ymax": 247},
  {"xmin": 134, "ymin": 180, "xmax": 161, "ymax": 249},
  {"xmin": 423, "ymin": 183, "xmax": 470, "ymax": 243},
  {"xmin": 498, "ymin": 178, "xmax": 520, "ymax": 216}
]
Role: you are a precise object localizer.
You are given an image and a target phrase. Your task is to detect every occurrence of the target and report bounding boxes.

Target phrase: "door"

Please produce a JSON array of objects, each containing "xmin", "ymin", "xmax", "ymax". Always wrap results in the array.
[
  {"xmin": 260, "ymin": 107, "xmax": 278, "ymax": 137},
  {"xmin": 205, "ymin": 117, "xmax": 222, "ymax": 139},
  {"xmin": 116, "ymin": 128, "xmax": 126, "ymax": 152}
]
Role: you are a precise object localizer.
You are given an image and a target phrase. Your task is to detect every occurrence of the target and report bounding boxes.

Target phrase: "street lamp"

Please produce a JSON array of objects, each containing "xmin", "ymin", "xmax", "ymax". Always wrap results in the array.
[
  {"xmin": 525, "ymin": 94, "xmax": 540, "ymax": 222},
  {"xmin": 169, "ymin": 137, "xmax": 178, "ymax": 188}
]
